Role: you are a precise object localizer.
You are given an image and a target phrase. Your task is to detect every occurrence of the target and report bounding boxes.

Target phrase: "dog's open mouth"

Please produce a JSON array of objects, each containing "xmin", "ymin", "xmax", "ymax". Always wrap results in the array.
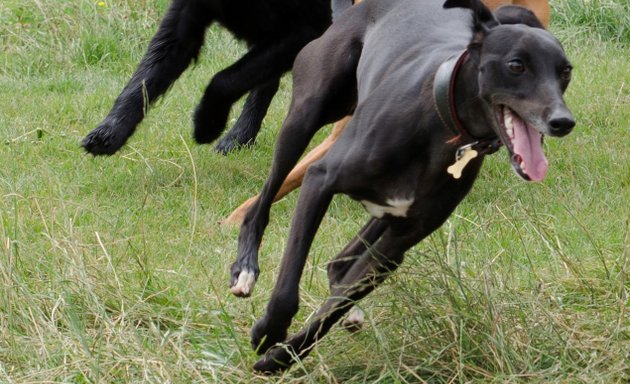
[{"xmin": 495, "ymin": 106, "xmax": 548, "ymax": 181}]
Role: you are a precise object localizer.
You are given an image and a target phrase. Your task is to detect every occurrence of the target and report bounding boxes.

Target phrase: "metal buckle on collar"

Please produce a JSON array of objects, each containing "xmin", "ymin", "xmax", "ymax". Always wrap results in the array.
[
  {"xmin": 457, "ymin": 138, "xmax": 503, "ymax": 159},
  {"xmin": 447, "ymin": 138, "xmax": 503, "ymax": 180},
  {"xmin": 455, "ymin": 141, "xmax": 478, "ymax": 161},
  {"xmin": 475, "ymin": 138, "xmax": 503, "ymax": 156}
]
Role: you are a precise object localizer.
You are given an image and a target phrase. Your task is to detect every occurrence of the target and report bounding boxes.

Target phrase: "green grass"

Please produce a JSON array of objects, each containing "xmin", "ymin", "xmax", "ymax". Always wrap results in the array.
[
  {"xmin": 0, "ymin": 0, "xmax": 628, "ymax": 382},
  {"xmin": 552, "ymin": 0, "xmax": 630, "ymax": 44}
]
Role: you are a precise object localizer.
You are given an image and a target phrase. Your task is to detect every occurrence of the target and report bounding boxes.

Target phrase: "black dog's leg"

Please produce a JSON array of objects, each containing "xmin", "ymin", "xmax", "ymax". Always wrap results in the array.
[
  {"xmin": 250, "ymin": 165, "xmax": 333, "ymax": 353},
  {"xmin": 327, "ymin": 217, "xmax": 387, "ymax": 331},
  {"xmin": 252, "ymin": 222, "xmax": 424, "ymax": 373},
  {"xmin": 253, "ymin": 191, "xmax": 465, "ymax": 373},
  {"xmin": 229, "ymin": 105, "xmax": 333, "ymax": 297},
  {"xmin": 214, "ymin": 77, "xmax": 281, "ymax": 154},
  {"xmin": 82, "ymin": 0, "xmax": 212, "ymax": 155},
  {"xmin": 230, "ymin": 24, "xmax": 365, "ymax": 297},
  {"xmin": 327, "ymin": 218, "xmax": 387, "ymax": 287},
  {"xmin": 192, "ymin": 35, "xmax": 313, "ymax": 146}
]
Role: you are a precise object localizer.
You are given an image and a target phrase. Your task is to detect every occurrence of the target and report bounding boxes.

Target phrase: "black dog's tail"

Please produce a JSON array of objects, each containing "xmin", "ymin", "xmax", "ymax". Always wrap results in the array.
[{"xmin": 331, "ymin": 0, "xmax": 354, "ymax": 21}]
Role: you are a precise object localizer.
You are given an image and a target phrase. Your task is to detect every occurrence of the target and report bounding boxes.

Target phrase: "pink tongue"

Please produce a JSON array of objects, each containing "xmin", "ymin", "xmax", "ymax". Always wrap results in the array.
[{"xmin": 512, "ymin": 117, "xmax": 548, "ymax": 181}]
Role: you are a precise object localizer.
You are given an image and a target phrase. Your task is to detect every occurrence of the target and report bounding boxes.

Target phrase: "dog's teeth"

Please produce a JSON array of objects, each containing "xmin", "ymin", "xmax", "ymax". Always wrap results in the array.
[{"xmin": 504, "ymin": 108, "xmax": 514, "ymax": 138}]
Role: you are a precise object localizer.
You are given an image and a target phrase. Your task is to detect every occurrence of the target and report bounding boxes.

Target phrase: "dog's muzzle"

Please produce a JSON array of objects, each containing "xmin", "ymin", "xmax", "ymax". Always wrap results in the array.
[{"xmin": 495, "ymin": 105, "xmax": 548, "ymax": 182}]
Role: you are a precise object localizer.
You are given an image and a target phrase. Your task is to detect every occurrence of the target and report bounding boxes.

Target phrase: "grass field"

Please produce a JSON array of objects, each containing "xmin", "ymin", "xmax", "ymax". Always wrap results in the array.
[{"xmin": 1, "ymin": 0, "xmax": 628, "ymax": 382}]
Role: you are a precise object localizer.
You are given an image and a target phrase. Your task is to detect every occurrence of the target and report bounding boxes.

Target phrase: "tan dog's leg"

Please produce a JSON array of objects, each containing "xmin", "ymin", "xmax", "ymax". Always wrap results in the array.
[{"xmin": 222, "ymin": 116, "xmax": 350, "ymax": 225}]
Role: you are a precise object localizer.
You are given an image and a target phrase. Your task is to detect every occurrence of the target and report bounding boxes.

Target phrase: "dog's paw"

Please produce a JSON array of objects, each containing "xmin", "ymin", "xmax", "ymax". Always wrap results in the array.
[
  {"xmin": 229, "ymin": 265, "xmax": 258, "ymax": 297},
  {"xmin": 214, "ymin": 135, "xmax": 254, "ymax": 155},
  {"xmin": 253, "ymin": 344, "xmax": 296, "ymax": 374},
  {"xmin": 251, "ymin": 316, "xmax": 288, "ymax": 355},
  {"xmin": 214, "ymin": 115, "xmax": 259, "ymax": 154},
  {"xmin": 82, "ymin": 120, "xmax": 127, "ymax": 156},
  {"xmin": 192, "ymin": 103, "xmax": 229, "ymax": 145},
  {"xmin": 341, "ymin": 306, "xmax": 365, "ymax": 333}
]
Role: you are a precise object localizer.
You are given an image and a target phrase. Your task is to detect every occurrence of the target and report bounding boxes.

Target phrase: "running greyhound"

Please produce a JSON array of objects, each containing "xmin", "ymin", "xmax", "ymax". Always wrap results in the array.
[{"xmin": 232, "ymin": 0, "xmax": 574, "ymax": 372}]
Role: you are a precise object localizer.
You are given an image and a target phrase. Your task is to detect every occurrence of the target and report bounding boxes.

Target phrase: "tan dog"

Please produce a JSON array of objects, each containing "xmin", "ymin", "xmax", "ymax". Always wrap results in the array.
[{"xmin": 223, "ymin": 0, "xmax": 550, "ymax": 225}]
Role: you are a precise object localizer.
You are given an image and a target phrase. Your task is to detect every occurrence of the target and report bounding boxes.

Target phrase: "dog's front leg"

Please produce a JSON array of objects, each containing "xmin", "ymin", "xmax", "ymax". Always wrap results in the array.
[
  {"xmin": 229, "ymin": 106, "xmax": 328, "ymax": 297},
  {"xmin": 253, "ymin": 220, "xmax": 425, "ymax": 373},
  {"xmin": 230, "ymin": 25, "xmax": 363, "ymax": 297},
  {"xmin": 250, "ymin": 165, "xmax": 333, "ymax": 353}
]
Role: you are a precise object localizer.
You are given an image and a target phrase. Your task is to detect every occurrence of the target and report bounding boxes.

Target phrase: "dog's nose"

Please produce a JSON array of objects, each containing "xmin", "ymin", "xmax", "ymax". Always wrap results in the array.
[{"xmin": 548, "ymin": 113, "xmax": 575, "ymax": 137}]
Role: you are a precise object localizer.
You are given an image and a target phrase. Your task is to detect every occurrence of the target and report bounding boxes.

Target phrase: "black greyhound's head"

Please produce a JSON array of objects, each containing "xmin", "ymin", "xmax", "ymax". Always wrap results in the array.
[{"xmin": 445, "ymin": 0, "xmax": 575, "ymax": 181}]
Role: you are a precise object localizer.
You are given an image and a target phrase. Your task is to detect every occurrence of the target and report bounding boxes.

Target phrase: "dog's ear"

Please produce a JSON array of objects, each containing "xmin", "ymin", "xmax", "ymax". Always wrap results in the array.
[
  {"xmin": 443, "ymin": 0, "xmax": 499, "ymax": 35},
  {"xmin": 494, "ymin": 5, "xmax": 545, "ymax": 29}
]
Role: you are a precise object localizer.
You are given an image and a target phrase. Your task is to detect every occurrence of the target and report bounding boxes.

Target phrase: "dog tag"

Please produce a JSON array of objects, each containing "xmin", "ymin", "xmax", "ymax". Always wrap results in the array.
[{"xmin": 447, "ymin": 147, "xmax": 478, "ymax": 179}]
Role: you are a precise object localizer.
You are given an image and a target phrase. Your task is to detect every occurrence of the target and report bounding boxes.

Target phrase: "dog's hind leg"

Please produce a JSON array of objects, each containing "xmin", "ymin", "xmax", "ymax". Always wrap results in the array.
[
  {"xmin": 214, "ymin": 77, "xmax": 281, "ymax": 154},
  {"xmin": 230, "ymin": 21, "xmax": 366, "ymax": 297},
  {"xmin": 192, "ymin": 33, "xmax": 317, "ymax": 147},
  {"xmin": 326, "ymin": 217, "xmax": 388, "ymax": 331},
  {"xmin": 82, "ymin": 0, "xmax": 213, "ymax": 155},
  {"xmin": 327, "ymin": 218, "xmax": 387, "ymax": 289}
]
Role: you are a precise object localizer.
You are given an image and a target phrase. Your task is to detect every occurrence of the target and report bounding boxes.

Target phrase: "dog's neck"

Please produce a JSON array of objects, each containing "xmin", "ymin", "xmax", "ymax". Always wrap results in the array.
[
  {"xmin": 433, "ymin": 50, "xmax": 472, "ymax": 141},
  {"xmin": 451, "ymin": 51, "xmax": 497, "ymax": 141},
  {"xmin": 434, "ymin": 50, "xmax": 500, "ymax": 153}
]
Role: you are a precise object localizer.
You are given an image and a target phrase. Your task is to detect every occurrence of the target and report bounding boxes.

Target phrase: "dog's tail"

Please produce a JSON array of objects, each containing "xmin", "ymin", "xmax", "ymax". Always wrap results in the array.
[{"xmin": 332, "ymin": 0, "xmax": 355, "ymax": 22}]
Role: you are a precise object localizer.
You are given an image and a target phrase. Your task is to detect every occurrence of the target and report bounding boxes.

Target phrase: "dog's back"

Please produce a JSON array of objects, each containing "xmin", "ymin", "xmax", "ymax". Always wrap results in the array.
[
  {"xmin": 357, "ymin": 0, "xmax": 472, "ymax": 99},
  {"xmin": 215, "ymin": 0, "xmax": 332, "ymax": 42}
]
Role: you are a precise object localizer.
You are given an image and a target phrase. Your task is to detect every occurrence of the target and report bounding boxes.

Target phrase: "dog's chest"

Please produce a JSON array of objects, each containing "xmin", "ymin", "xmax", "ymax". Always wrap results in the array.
[{"xmin": 360, "ymin": 197, "xmax": 415, "ymax": 218}]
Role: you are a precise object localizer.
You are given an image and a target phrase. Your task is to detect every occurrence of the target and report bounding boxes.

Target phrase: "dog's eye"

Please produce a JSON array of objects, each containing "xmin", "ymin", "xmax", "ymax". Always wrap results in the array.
[
  {"xmin": 507, "ymin": 59, "xmax": 525, "ymax": 74},
  {"xmin": 507, "ymin": 59, "xmax": 526, "ymax": 74},
  {"xmin": 561, "ymin": 65, "xmax": 572, "ymax": 81}
]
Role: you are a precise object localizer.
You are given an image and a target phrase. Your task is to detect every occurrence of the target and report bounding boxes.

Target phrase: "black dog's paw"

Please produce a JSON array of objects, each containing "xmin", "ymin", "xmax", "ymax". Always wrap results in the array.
[
  {"xmin": 82, "ymin": 120, "xmax": 128, "ymax": 156},
  {"xmin": 214, "ymin": 114, "xmax": 259, "ymax": 154},
  {"xmin": 253, "ymin": 345, "xmax": 296, "ymax": 374},
  {"xmin": 192, "ymin": 102, "xmax": 230, "ymax": 145},
  {"xmin": 251, "ymin": 316, "xmax": 287, "ymax": 355},
  {"xmin": 214, "ymin": 134, "xmax": 254, "ymax": 155}
]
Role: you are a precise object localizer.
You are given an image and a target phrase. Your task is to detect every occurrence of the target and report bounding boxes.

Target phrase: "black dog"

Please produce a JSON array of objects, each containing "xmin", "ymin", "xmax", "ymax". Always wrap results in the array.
[
  {"xmin": 81, "ymin": 0, "xmax": 343, "ymax": 155},
  {"xmin": 231, "ymin": 0, "xmax": 575, "ymax": 372}
]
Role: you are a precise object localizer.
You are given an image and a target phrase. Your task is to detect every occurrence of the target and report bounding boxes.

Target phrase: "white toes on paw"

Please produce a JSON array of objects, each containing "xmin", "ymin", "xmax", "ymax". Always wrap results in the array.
[
  {"xmin": 230, "ymin": 269, "xmax": 257, "ymax": 297},
  {"xmin": 342, "ymin": 306, "xmax": 365, "ymax": 333}
]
